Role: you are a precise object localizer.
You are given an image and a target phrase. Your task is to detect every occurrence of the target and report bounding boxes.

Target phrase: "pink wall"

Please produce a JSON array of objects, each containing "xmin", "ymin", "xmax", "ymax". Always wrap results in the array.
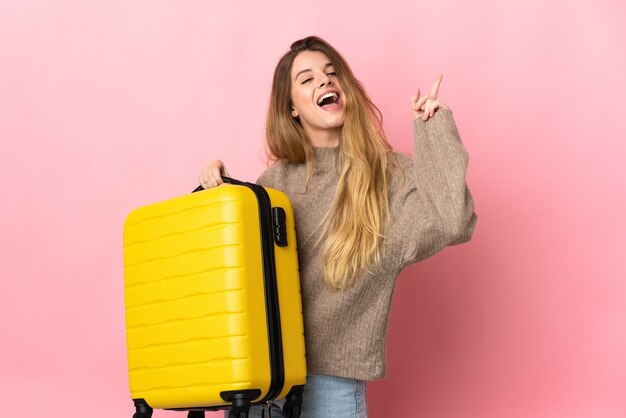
[{"xmin": 1, "ymin": 1, "xmax": 625, "ymax": 417}]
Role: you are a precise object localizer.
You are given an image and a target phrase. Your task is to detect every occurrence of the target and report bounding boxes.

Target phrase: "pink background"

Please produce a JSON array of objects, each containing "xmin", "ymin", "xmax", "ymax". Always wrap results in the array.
[{"xmin": 1, "ymin": 1, "xmax": 625, "ymax": 417}]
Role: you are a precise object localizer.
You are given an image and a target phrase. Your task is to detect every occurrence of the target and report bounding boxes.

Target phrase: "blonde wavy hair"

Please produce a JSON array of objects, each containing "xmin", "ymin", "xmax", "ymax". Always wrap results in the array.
[{"xmin": 265, "ymin": 36, "xmax": 394, "ymax": 289}]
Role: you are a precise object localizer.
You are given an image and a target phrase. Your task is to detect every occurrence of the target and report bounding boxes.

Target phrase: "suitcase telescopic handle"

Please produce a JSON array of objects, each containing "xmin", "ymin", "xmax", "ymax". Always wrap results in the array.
[{"xmin": 192, "ymin": 176, "xmax": 244, "ymax": 193}]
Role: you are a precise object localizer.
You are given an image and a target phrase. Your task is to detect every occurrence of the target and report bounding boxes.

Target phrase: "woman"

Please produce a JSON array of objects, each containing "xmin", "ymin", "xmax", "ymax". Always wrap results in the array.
[{"xmin": 200, "ymin": 36, "xmax": 477, "ymax": 418}]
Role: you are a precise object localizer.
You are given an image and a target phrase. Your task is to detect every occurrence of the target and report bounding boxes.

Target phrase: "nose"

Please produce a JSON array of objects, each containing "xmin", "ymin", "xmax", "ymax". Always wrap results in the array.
[{"xmin": 319, "ymin": 74, "xmax": 332, "ymax": 88}]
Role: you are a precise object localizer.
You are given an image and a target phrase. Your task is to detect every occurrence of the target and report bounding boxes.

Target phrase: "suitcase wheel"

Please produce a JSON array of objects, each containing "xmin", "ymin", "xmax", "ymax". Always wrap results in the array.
[
  {"xmin": 132, "ymin": 399, "xmax": 153, "ymax": 418},
  {"xmin": 222, "ymin": 389, "xmax": 260, "ymax": 418}
]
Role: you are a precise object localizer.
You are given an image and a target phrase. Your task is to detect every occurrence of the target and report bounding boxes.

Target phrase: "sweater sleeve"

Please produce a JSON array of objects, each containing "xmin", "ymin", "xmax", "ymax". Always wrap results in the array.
[{"xmin": 399, "ymin": 108, "xmax": 477, "ymax": 269}]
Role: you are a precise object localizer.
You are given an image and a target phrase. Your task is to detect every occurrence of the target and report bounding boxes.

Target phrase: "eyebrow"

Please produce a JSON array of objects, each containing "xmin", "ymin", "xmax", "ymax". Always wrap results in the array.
[{"xmin": 294, "ymin": 63, "xmax": 334, "ymax": 81}]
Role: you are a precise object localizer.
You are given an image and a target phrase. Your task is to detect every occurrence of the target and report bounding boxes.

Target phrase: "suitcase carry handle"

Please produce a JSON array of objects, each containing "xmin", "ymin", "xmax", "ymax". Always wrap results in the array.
[{"xmin": 192, "ymin": 176, "xmax": 244, "ymax": 193}]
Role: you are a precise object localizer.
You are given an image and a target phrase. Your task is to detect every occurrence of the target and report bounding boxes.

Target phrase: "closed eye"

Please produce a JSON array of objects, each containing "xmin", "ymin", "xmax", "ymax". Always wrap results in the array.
[{"xmin": 301, "ymin": 77, "xmax": 313, "ymax": 84}]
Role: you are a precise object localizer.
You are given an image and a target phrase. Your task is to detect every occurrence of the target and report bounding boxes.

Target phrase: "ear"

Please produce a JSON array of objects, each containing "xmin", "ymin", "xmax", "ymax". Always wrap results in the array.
[{"xmin": 291, "ymin": 107, "xmax": 299, "ymax": 118}]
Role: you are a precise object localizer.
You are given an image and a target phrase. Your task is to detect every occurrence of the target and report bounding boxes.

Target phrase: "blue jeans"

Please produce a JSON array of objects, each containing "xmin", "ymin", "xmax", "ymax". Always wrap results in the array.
[{"xmin": 223, "ymin": 373, "xmax": 368, "ymax": 418}]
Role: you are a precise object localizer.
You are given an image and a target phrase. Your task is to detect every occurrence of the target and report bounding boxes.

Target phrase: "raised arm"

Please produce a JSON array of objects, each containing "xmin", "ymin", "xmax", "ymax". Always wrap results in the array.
[{"xmin": 400, "ymin": 76, "xmax": 477, "ymax": 268}]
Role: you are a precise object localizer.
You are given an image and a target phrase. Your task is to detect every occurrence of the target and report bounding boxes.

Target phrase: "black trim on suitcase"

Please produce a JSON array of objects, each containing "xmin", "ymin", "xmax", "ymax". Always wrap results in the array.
[
  {"xmin": 242, "ymin": 182, "xmax": 286, "ymax": 403},
  {"xmin": 194, "ymin": 179, "xmax": 287, "ymax": 404}
]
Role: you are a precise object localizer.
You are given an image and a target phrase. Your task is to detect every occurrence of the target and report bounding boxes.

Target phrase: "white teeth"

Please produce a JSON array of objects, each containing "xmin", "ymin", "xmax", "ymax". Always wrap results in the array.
[{"xmin": 317, "ymin": 92, "xmax": 338, "ymax": 105}]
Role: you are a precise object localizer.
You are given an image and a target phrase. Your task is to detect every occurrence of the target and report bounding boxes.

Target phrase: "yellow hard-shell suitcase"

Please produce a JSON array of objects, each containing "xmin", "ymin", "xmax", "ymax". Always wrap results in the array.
[{"xmin": 123, "ymin": 178, "xmax": 306, "ymax": 418}]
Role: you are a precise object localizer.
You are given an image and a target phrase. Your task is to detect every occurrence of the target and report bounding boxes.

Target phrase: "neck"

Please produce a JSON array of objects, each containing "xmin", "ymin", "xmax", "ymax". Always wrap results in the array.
[{"xmin": 305, "ymin": 127, "xmax": 340, "ymax": 147}]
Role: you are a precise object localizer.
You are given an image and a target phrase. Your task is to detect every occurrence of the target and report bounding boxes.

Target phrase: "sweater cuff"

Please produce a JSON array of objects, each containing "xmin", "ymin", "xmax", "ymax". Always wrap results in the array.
[{"xmin": 412, "ymin": 107, "xmax": 454, "ymax": 135}]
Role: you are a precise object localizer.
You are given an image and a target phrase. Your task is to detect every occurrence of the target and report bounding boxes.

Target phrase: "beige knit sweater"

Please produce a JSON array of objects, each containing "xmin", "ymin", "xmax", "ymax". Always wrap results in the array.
[{"xmin": 257, "ymin": 109, "xmax": 477, "ymax": 381}]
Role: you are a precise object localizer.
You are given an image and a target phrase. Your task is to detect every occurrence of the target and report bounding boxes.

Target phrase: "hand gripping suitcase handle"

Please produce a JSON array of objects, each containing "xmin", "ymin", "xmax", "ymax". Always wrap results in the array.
[{"xmin": 192, "ymin": 176, "xmax": 244, "ymax": 193}]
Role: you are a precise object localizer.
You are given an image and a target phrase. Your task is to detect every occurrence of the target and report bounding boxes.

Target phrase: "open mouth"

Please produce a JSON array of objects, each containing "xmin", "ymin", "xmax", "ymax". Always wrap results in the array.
[{"xmin": 317, "ymin": 92, "xmax": 340, "ymax": 108}]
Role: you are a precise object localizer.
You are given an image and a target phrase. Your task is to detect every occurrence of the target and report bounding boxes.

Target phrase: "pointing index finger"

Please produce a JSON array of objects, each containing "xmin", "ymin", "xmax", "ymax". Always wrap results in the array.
[{"xmin": 430, "ymin": 75, "xmax": 443, "ymax": 99}]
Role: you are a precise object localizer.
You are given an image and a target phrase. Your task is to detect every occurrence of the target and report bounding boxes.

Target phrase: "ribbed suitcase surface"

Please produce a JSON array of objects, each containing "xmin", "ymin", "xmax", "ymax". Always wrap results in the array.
[{"xmin": 123, "ymin": 183, "xmax": 306, "ymax": 413}]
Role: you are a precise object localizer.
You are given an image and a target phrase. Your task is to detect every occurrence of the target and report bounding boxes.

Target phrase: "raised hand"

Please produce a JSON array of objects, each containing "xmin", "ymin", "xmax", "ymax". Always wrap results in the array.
[{"xmin": 411, "ymin": 75, "xmax": 450, "ymax": 122}]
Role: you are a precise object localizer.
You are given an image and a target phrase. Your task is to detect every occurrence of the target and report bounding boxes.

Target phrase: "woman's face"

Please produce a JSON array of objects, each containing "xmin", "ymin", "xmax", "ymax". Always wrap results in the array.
[{"xmin": 290, "ymin": 50, "xmax": 346, "ymax": 143}]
